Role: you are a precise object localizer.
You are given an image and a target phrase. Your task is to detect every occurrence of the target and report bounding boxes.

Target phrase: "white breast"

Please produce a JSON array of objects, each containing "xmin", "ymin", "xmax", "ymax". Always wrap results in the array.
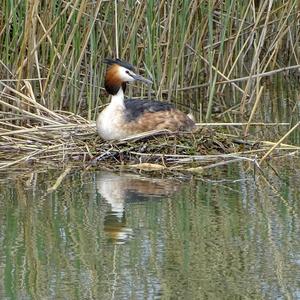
[
  {"xmin": 96, "ymin": 105, "xmax": 126, "ymax": 140},
  {"xmin": 96, "ymin": 89, "xmax": 129, "ymax": 140}
]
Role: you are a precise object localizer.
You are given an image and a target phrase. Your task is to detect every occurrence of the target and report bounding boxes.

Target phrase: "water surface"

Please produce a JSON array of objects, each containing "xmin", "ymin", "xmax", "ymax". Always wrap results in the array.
[{"xmin": 0, "ymin": 160, "xmax": 300, "ymax": 299}]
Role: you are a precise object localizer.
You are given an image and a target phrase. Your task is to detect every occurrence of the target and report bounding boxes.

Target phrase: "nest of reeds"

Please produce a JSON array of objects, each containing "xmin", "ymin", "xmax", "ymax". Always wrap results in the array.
[
  {"xmin": 91, "ymin": 128, "xmax": 256, "ymax": 168},
  {"xmin": 0, "ymin": 108, "xmax": 297, "ymax": 173},
  {"xmin": 1, "ymin": 82, "xmax": 299, "ymax": 173}
]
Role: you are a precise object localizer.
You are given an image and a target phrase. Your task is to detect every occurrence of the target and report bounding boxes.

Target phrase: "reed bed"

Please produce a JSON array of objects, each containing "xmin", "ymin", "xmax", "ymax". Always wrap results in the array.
[
  {"xmin": 0, "ymin": 1, "xmax": 299, "ymax": 171},
  {"xmin": 1, "ymin": 1, "xmax": 299, "ymax": 115}
]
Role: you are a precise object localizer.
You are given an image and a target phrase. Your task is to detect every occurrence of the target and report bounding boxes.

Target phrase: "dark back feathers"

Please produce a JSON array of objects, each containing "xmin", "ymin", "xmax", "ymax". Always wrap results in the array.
[{"xmin": 124, "ymin": 99, "xmax": 174, "ymax": 122}]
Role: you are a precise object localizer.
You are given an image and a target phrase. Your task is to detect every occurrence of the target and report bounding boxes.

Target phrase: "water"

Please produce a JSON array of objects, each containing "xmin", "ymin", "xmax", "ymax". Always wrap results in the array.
[{"xmin": 0, "ymin": 159, "xmax": 300, "ymax": 300}]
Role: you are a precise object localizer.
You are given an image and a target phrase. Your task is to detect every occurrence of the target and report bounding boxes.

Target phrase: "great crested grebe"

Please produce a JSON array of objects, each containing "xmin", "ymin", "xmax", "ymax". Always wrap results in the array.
[{"xmin": 96, "ymin": 58, "xmax": 195, "ymax": 140}]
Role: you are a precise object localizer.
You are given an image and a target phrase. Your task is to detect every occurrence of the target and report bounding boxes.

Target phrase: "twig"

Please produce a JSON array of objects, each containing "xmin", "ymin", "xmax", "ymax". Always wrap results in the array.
[
  {"xmin": 244, "ymin": 85, "xmax": 264, "ymax": 136},
  {"xmin": 47, "ymin": 166, "xmax": 72, "ymax": 192},
  {"xmin": 259, "ymin": 122, "xmax": 300, "ymax": 165},
  {"xmin": 195, "ymin": 122, "xmax": 290, "ymax": 126},
  {"xmin": 217, "ymin": 64, "xmax": 300, "ymax": 85}
]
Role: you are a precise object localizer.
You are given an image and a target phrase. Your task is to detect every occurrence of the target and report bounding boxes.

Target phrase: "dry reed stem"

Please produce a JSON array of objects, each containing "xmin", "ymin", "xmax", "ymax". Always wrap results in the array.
[
  {"xmin": 244, "ymin": 86, "xmax": 264, "ymax": 136},
  {"xmin": 217, "ymin": 65, "xmax": 300, "ymax": 85},
  {"xmin": 259, "ymin": 122, "xmax": 300, "ymax": 165},
  {"xmin": 47, "ymin": 166, "xmax": 72, "ymax": 192}
]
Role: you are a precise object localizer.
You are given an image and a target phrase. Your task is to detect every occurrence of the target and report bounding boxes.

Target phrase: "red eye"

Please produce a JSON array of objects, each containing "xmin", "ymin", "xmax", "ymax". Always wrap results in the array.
[{"xmin": 126, "ymin": 70, "xmax": 134, "ymax": 78}]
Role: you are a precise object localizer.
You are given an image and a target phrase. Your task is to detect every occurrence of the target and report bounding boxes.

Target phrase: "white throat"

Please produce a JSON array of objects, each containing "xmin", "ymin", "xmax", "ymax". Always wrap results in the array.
[
  {"xmin": 110, "ymin": 88, "xmax": 125, "ymax": 108},
  {"xmin": 96, "ymin": 86, "xmax": 127, "ymax": 140}
]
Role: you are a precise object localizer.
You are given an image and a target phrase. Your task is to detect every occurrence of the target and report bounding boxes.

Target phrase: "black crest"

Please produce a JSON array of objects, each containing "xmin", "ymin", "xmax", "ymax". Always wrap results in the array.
[{"xmin": 103, "ymin": 58, "xmax": 135, "ymax": 71}]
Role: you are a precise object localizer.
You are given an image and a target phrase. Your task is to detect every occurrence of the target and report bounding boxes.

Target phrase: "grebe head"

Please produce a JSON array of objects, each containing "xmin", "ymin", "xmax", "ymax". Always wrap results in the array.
[{"xmin": 103, "ymin": 58, "xmax": 152, "ymax": 95}]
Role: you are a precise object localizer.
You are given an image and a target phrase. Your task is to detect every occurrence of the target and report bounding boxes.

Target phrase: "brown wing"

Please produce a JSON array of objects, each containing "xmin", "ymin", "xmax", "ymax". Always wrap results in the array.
[{"xmin": 124, "ymin": 108, "xmax": 195, "ymax": 133}]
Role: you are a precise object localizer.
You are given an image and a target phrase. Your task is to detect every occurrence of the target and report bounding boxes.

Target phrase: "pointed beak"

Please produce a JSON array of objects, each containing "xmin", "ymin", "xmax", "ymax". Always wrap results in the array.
[{"xmin": 132, "ymin": 74, "xmax": 153, "ymax": 85}]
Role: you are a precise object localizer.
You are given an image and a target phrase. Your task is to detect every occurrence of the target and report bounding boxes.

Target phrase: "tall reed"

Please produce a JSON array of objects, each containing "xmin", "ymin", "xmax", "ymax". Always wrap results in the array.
[{"xmin": 0, "ymin": 0, "xmax": 299, "ymax": 122}]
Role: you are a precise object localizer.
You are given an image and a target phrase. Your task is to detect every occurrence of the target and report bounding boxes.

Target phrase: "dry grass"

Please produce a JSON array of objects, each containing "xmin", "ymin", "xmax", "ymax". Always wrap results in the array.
[
  {"xmin": 0, "ymin": 82, "xmax": 298, "ymax": 173},
  {"xmin": 0, "ymin": 1, "xmax": 299, "ymax": 172}
]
